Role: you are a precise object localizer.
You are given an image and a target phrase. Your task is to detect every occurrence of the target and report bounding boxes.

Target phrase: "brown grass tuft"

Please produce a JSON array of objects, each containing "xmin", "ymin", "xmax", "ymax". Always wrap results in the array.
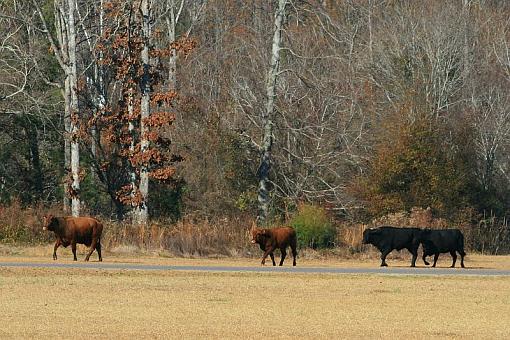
[
  {"xmin": 102, "ymin": 216, "xmax": 252, "ymax": 257},
  {"xmin": 0, "ymin": 199, "xmax": 59, "ymax": 244}
]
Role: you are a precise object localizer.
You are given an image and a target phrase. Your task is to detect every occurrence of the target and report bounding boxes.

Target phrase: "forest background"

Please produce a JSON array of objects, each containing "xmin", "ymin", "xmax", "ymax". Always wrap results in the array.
[{"xmin": 1, "ymin": 0, "xmax": 510, "ymax": 256}]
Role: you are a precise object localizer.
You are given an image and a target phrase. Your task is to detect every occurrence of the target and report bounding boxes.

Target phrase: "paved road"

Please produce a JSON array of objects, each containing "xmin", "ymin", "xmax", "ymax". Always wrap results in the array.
[{"xmin": 1, "ymin": 261, "xmax": 509, "ymax": 276}]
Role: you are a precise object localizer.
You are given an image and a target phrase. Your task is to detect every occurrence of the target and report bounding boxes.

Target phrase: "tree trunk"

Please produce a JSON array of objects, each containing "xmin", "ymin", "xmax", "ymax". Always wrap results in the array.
[
  {"xmin": 32, "ymin": 0, "xmax": 79, "ymax": 214},
  {"xmin": 63, "ymin": 77, "xmax": 71, "ymax": 213},
  {"xmin": 257, "ymin": 0, "xmax": 287, "ymax": 225},
  {"xmin": 136, "ymin": 0, "xmax": 152, "ymax": 225},
  {"xmin": 165, "ymin": 0, "xmax": 186, "ymax": 90},
  {"xmin": 113, "ymin": 196, "xmax": 125, "ymax": 221},
  {"xmin": 67, "ymin": 0, "xmax": 80, "ymax": 217},
  {"xmin": 128, "ymin": 87, "xmax": 138, "ymax": 216},
  {"xmin": 166, "ymin": 10, "xmax": 177, "ymax": 90},
  {"xmin": 58, "ymin": 3, "xmax": 72, "ymax": 214},
  {"xmin": 90, "ymin": 0, "xmax": 105, "ymax": 176}
]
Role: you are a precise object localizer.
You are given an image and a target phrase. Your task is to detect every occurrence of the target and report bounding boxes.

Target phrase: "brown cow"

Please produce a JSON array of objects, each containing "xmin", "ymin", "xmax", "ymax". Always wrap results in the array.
[
  {"xmin": 250, "ymin": 226, "xmax": 297, "ymax": 266},
  {"xmin": 42, "ymin": 215, "xmax": 103, "ymax": 262}
]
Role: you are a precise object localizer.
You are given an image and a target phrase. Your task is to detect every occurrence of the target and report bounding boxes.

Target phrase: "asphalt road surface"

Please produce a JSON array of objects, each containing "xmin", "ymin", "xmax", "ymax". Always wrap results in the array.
[{"xmin": 1, "ymin": 261, "xmax": 510, "ymax": 276}]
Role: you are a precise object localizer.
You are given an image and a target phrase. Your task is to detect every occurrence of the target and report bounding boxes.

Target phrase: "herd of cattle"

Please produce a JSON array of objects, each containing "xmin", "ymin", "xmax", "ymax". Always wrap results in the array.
[
  {"xmin": 362, "ymin": 226, "xmax": 465, "ymax": 268},
  {"xmin": 41, "ymin": 215, "xmax": 466, "ymax": 268}
]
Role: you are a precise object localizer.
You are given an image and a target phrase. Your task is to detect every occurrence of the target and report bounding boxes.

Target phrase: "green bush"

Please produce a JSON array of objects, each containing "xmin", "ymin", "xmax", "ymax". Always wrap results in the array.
[{"xmin": 290, "ymin": 204, "xmax": 336, "ymax": 249}]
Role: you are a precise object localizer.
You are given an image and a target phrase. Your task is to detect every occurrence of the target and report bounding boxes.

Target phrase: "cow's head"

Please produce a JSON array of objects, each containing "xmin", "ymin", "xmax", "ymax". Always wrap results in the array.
[
  {"xmin": 362, "ymin": 227, "xmax": 379, "ymax": 244},
  {"xmin": 42, "ymin": 214, "xmax": 58, "ymax": 232},
  {"xmin": 250, "ymin": 228, "xmax": 268, "ymax": 245}
]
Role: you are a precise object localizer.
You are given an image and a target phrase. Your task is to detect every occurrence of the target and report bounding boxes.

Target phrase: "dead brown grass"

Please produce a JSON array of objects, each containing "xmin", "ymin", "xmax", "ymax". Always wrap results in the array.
[
  {"xmin": 102, "ymin": 217, "xmax": 251, "ymax": 257},
  {"xmin": 2, "ymin": 202, "xmax": 509, "ymax": 257},
  {"xmin": 0, "ymin": 265, "xmax": 509, "ymax": 339}
]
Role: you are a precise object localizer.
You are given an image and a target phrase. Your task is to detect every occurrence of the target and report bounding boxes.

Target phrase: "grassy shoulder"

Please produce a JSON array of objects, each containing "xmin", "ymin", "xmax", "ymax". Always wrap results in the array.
[
  {"xmin": 1, "ymin": 265, "xmax": 510, "ymax": 339},
  {"xmin": 1, "ymin": 243, "xmax": 510, "ymax": 270}
]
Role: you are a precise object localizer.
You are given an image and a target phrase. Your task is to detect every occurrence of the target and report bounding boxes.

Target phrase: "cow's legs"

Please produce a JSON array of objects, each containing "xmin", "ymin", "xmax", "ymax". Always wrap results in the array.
[
  {"xmin": 269, "ymin": 252, "xmax": 276, "ymax": 266},
  {"xmin": 432, "ymin": 253, "xmax": 439, "ymax": 267},
  {"xmin": 422, "ymin": 253, "xmax": 430, "ymax": 266},
  {"xmin": 96, "ymin": 241, "xmax": 102, "ymax": 262},
  {"xmin": 85, "ymin": 238, "xmax": 98, "ymax": 261},
  {"xmin": 53, "ymin": 239, "xmax": 61, "ymax": 260},
  {"xmin": 450, "ymin": 251, "xmax": 457, "ymax": 268},
  {"xmin": 408, "ymin": 247, "xmax": 418, "ymax": 267},
  {"xmin": 261, "ymin": 247, "xmax": 274, "ymax": 265},
  {"xmin": 459, "ymin": 249, "xmax": 466, "ymax": 268},
  {"xmin": 71, "ymin": 242, "xmax": 77, "ymax": 261},
  {"xmin": 279, "ymin": 248, "xmax": 287, "ymax": 266},
  {"xmin": 291, "ymin": 244, "xmax": 297, "ymax": 267},
  {"xmin": 380, "ymin": 249, "xmax": 391, "ymax": 267}
]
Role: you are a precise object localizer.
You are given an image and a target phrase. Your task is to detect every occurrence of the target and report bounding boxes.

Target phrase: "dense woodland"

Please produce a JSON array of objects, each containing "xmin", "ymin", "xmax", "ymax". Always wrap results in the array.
[{"xmin": 1, "ymin": 0, "xmax": 510, "ymax": 252}]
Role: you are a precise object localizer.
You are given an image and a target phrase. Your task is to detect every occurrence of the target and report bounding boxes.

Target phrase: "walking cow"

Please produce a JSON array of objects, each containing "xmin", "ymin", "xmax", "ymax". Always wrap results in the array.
[
  {"xmin": 250, "ymin": 226, "xmax": 297, "ymax": 266},
  {"xmin": 420, "ymin": 228, "xmax": 466, "ymax": 268},
  {"xmin": 42, "ymin": 214, "xmax": 103, "ymax": 261},
  {"xmin": 362, "ymin": 226, "xmax": 422, "ymax": 267}
]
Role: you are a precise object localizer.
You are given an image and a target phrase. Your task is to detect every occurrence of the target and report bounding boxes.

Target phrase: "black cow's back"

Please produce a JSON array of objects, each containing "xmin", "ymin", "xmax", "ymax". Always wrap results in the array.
[
  {"xmin": 365, "ymin": 226, "xmax": 422, "ymax": 251},
  {"xmin": 421, "ymin": 229, "xmax": 464, "ymax": 254}
]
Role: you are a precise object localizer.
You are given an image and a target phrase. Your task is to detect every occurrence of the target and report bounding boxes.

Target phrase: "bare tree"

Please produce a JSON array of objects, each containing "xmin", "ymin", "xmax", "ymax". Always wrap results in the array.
[
  {"xmin": 0, "ymin": 13, "xmax": 29, "ymax": 105},
  {"xmin": 256, "ymin": 0, "xmax": 287, "ymax": 224},
  {"xmin": 471, "ymin": 89, "xmax": 510, "ymax": 190},
  {"xmin": 135, "ymin": 0, "xmax": 153, "ymax": 225},
  {"xmin": 368, "ymin": 2, "xmax": 466, "ymax": 119},
  {"xmin": 33, "ymin": 0, "xmax": 81, "ymax": 215},
  {"xmin": 160, "ymin": 0, "xmax": 206, "ymax": 90},
  {"xmin": 67, "ymin": 0, "xmax": 80, "ymax": 216},
  {"xmin": 474, "ymin": 17, "xmax": 510, "ymax": 188},
  {"xmin": 225, "ymin": 1, "xmax": 373, "ymax": 215}
]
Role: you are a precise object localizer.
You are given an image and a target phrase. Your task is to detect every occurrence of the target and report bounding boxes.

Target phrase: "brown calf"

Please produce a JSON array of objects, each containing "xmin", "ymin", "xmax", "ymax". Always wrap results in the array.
[
  {"xmin": 42, "ymin": 215, "xmax": 103, "ymax": 261},
  {"xmin": 250, "ymin": 226, "xmax": 297, "ymax": 266}
]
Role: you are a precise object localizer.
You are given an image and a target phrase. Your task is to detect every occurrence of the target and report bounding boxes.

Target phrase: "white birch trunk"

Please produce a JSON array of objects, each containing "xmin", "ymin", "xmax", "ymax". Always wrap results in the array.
[
  {"xmin": 166, "ymin": 9, "xmax": 177, "ymax": 90},
  {"xmin": 128, "ymin": 87, "xmax": 138, "ymax": 213},
  {"xmin": 136, "ymin": 0, "xmax": 152, "ymax": 225},
  {"xmin": 53, "ymin": 1, "xmax": 72, "ymax": 213},
  {"xmin": 91, "ymin": 0, "xmax": 106, "ymax": 162},
  {"xmin": 67, "ymin": 0, "xmax": 80, "ymax": 217},
  {"xmin": 165, "ymin": 0, "xmax": 185, "ymax": 91},
  {"xmin": 63, "ymin": 77, "xmax": 71, "ymax": 213},
  {"xmin": 258, "ymin": 0, "xmax": 287, "ymax": 224}
]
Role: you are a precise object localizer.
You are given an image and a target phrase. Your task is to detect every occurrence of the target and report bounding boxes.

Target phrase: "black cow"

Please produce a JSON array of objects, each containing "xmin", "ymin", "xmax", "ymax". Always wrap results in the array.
[
  {"xmin": 362, "ymin": 226, "xmax": 423, "ymax": 267},
  {"xmin": 420, "ymin": 228, "xmax": 466, "ymax": 268}
]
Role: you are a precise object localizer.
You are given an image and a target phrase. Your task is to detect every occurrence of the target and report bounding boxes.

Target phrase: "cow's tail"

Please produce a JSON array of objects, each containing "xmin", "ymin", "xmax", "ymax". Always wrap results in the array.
[
  {"xmin": 95, "ymin": 221, "xmax": 104, "ymax": 242},
  {"xmin": 291, "ymin": 230, "xmax": 298, "ymax": 255}
]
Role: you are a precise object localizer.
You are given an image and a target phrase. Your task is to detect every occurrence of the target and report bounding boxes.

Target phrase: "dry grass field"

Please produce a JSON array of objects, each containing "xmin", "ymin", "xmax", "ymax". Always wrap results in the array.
[
  {"xmin": 1, "ymin": 247, "xmax": 510, "ymax": 339},
  {"xmin": 1, "ymin": 266, "xmax": 510, "ymax": 339}
]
